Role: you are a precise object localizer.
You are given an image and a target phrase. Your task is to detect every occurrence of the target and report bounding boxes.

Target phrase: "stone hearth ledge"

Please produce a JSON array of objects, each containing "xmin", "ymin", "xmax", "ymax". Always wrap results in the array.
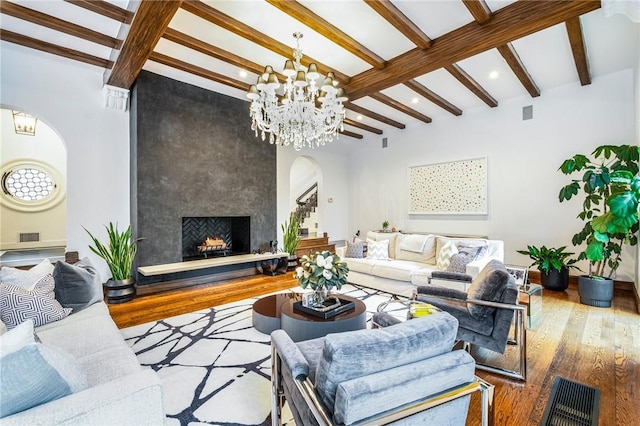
[{"xmin": 138, "ymin": 252, "xmax": 289, "ymax": 276}]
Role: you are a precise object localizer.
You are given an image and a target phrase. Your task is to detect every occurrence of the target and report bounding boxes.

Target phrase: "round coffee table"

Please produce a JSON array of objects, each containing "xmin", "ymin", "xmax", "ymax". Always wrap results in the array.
[
  {"xmin": 252, "ymin": 293, "xmax": 367, "ymax": 342},
  {"xmin": 280, "ymin": 294, "xmax": 366, "ymax": 342},
  {"xmin": 252, "ymin": 293, "xmax": 295, "ymax": 335}
]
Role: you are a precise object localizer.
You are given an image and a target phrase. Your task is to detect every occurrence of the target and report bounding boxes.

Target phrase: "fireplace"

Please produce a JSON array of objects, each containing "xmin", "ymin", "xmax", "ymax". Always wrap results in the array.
[{"xmin": 182, "ymin": 216, "xmax": 250, "ymax": 261}]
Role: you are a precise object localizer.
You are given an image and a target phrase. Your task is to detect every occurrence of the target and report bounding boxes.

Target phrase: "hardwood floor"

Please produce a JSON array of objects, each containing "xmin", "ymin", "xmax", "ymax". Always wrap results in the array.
[{"xmin": 108, "ymin": 274, "xmax": 639, "ymax": 426}]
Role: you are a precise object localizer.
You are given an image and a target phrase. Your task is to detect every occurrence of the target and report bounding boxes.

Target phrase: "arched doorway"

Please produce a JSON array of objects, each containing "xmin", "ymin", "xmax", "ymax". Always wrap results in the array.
[
  {"xmin": 289, "ymin": 156, "xmax": 322, "ymax": 237},
  {"xmin": 0, "ymin": 107, "xmax": 67, "ymax": 266}
]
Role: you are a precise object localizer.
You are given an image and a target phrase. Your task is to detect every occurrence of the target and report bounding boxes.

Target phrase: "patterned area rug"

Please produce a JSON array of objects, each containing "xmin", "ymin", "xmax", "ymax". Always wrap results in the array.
[{"xmin": 120, "ymin": 284, "xmax": 400, "ymax": 426}]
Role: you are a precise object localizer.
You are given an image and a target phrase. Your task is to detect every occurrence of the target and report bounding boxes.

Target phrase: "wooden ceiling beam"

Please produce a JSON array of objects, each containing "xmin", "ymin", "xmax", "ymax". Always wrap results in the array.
[
  {"xmin": 565, "ymin": 17, "xmax": 591, "ymax": 86},
  {"xmin": 148, "ymin": 51, "xmax": 248, "ymax": 92},
  {"xmin": 339, "ymin": 129, "xmax": 364, "ymax": 139},
  {"xmin": 64, "ymin": 0, "xmax": 134, "ymax": 24},
  {"xmin": 404, "ymin": 80, "xmax": 462, "ymax": 116},
  {"xmin": 1, "ymin": 1, "xmax": 121, "ymax": 49},
  {"xmin": 162, "ymin": 27, "xmax": 289, "ymax": 82},
  {"xmin": 463, "ymin": 0, "xmax": 540, "ymax": 98},
  {"xmin": 106, "ymin": 0, "xmax": 182, "ymax": 89},
  {"xmin": 445, "ymin": 64, "xmax": 498, "ymax": 107},
  {"xmin": 370, "ymin": 93, "xmax": 432, "ymax": 123},
  {"xmin": 364, "ymin": 0, "xmax": 431, "ymax": 49},
  {"xmin": 497, "ymin": 43, "xmax": 540, "ymax": 97},
  {"xmin": 344, "ymin": 102, "xmax": 405, "ymax": 129},
  {"xmin": 265, "ymin": 0, "xmax": 386, "ymax": 70},
  {"xmin": 0, "ymin": 28, "xmax": 113, "ymax": 68},
  {"xmin": 345, "ymin": 0, "xmax": 601, "ymax": 99},
  {"xmin": 343, "ymin": 118, "xmax": 383, "ymax": 135},
  {"xmin": 462, "ymin": 0, "xmax": 492, "ymax": 24},
  {"xmin": 181, "ymin": 0, "xmax": 350, "ymax": 83}
]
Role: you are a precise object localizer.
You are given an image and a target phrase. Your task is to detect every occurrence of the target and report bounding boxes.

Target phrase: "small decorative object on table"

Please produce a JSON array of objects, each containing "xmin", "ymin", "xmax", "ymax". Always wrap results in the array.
[{"xmin": 294, "ymin": 250, "xmax": 349, "ymax": 316}]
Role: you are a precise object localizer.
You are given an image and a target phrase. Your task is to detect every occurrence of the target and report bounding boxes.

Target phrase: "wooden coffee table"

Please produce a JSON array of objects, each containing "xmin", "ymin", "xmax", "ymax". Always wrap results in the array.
[{"xmin": 252, "ymin": 293, "xmax": 367, "ymax": 342}]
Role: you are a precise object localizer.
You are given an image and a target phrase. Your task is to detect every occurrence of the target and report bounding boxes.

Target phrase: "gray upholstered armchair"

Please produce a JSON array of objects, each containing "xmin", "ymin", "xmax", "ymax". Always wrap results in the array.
[
  {"xmin": 270, "ymin": 312, "xmax": 494, "ymax": 426},
  {"xmin": 415, "ymin": 260, "xmax": 527, "ymax": 381}
]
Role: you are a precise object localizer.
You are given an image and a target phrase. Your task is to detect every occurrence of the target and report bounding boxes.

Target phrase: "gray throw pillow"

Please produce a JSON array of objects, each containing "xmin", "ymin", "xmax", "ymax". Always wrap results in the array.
[
  {"xmin": 447, "ymin": 246, "xmax": 482, "ymax": 274},
  {"xmin": 53, "ymin": 258, "xmax": 103, "ymax": 313},
  {"xmin": 466, "ymin": 260, "xmax": 512, "ymax": 319},
  {"xmin": 344, "ymin": 240, "xmax": 364, "ymax": 258}
]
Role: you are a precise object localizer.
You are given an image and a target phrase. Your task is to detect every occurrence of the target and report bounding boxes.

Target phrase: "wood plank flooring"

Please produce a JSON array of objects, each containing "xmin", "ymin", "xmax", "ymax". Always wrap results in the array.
[{"xmin": 108, "ymin": 274, "xmax": 639, "ymax": 426}]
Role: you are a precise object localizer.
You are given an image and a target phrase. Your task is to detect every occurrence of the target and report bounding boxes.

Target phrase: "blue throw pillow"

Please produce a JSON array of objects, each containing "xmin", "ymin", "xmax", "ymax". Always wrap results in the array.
[{"xmin": 0, "ymin": 343, "xmax": 89, "ymax": 418}]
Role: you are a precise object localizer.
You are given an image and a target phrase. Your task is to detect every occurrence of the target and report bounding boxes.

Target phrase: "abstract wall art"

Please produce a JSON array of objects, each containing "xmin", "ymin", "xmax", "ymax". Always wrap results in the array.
[{"xmin": 408, "ymin": 157, "xmax": 488, "ymax": 215}]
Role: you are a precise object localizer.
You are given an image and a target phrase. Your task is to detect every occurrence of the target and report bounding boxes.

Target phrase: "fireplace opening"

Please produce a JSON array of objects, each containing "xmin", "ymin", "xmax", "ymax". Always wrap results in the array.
[{"xmin": 182, "ymin": 216, "xmax": 250, "ymax": 261}]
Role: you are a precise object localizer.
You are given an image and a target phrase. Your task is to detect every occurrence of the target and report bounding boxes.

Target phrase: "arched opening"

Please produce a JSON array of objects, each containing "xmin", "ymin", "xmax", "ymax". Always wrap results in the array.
[
  {"xmin": 289, "ymin": 156, "xmax": 322, "ymax": 238},
  {"xmin": 0, "ymin": 107, "xmax": 67, "ymax": 266}
]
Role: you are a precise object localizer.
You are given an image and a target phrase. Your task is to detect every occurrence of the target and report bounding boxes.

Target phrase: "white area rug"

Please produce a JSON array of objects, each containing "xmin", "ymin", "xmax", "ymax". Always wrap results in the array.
[{"xmin": 120, "ymin": 284, "xmax": 400, "ymax": 426}]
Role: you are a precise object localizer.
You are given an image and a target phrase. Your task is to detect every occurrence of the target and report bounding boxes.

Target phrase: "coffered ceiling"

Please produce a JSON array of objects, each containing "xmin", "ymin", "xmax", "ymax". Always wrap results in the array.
[{"xmin": 1, "ymin": 0, "xmax": 638, "ymax": 139}]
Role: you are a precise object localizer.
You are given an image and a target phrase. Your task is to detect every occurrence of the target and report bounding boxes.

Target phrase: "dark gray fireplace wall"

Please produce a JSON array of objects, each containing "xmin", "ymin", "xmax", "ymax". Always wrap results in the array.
[{"xmin": 130, "ymin": 71, "xmax": 276, "ymax": 267}]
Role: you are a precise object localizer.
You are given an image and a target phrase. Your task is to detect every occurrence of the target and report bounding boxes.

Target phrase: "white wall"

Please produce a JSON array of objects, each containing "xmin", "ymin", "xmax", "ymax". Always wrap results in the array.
[
  {"xmin": 277, "ymin": 138, "xmax": 352, "ymax": 246},
  {"xmin": 0, "ymin": 43, "xmax": 130, "ymax": 281},
  {"xmin": 347, "ymin": 70, "xmax": 637, "ymax": 281},
  {"xmin": 0, "ymin": 109, "xmax": 67, "ymax": 249}
]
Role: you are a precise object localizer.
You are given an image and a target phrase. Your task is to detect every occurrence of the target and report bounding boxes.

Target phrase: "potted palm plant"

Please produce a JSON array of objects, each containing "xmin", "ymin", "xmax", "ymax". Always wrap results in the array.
[
  {"xmin": 517, "ymin": 245, "xmax": 579, "ymax": 291},
  {"xmin": 558, "ymin": 144, "xmax": 639, "ymax": 307},
  {"xmin": 84, "ymin": 222, "xmax": 139, "ymax": 304},
  {"xmin": 281, "ymin": 213, "xmax": 302, "ymax": 270}
]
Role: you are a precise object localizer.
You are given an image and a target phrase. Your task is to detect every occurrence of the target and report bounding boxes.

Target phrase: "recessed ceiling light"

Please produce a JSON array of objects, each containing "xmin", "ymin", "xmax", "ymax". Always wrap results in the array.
[
  {"xmin": 357, "ymin": 115, "xmax": 363, "ymax": 121},
  {"xmin": 488, "ymin": 70, "xmax": 499, "ymax": 79},
  {"xmin": 239, "ymin": 70, "xmax": 248, "ymax": 78},
  {"xmin": 411, "ymin": 97, "xmax": 419, "ymax": 104}
]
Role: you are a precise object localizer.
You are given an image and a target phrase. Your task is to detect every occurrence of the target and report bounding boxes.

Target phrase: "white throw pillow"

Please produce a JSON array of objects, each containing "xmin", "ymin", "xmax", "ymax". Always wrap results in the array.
[
  {"xmin": 0, "ymin": 259, "xmax": 55, "ymax": 291},
  {"xmin": 398, "ymin": 234, "xmax": 428, "ymax": 253},
  {"xmin": 366, "ymin": 239, "xmax": 390, "ymax": 261},
  {"xmin": 436, "ymin": 241, "xmax": 458, "ymax": 270},
  {"xmin": 0, "ymin": 319, "xmax": 36, "ymax": 358}
]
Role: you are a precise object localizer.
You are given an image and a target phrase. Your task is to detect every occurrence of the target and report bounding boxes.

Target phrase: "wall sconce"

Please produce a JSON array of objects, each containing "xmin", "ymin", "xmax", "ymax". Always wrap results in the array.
[{"xmin": 12, "ymin": 111, "xmax": 38, "ymax": 136}]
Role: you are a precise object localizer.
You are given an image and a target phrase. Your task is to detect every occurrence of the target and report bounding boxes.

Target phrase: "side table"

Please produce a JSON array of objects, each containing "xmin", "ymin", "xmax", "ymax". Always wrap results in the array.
[{"xmin": 518, "ymin": 283, "xmax": 542, "ymax": 328}]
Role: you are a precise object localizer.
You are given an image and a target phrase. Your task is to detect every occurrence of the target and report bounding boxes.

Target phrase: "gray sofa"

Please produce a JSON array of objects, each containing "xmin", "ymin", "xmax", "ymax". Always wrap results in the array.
[
  {"xmin": 2, "ymin": 301, "xmax": 164, "ymax": 425},
  {"xmin": 271, "ymin": 312, "xmax": 493, "ymax": 425}
]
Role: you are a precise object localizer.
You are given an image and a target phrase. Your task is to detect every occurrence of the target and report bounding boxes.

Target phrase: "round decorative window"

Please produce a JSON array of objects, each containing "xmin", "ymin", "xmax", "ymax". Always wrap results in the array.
[
  {"xmin": 0, "ymin": 160, "xmax": 65, "ymax": 212},
  {"xmin": 3, "ymin": 167, "xmax": 54, "ymax": 201}
]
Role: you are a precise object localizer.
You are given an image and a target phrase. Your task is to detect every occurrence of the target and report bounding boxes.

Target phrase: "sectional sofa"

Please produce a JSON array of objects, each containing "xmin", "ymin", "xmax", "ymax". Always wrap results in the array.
[{"xmin": 336, "ymin": 231, "xmax": 504, "ymax": 297}]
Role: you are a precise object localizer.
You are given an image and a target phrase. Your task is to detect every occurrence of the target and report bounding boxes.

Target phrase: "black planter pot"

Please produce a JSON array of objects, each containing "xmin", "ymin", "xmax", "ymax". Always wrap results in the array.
[
  {"xmin": 103, "ymin": 277, "xmax": 136, "ymax": 304},
  {"xmin": 540, "ymin": 267, "xmax": 569, "ymax": 291},
  {"xmin": 578, "ymin": 275, "xmax": 613, "ymax": 308},
  {"xmin": 287, "ymin": 254, "xmax": 298, "ymax": 271}
]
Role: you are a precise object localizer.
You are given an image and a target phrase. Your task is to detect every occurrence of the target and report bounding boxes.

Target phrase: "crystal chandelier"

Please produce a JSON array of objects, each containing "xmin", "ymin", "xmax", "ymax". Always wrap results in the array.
[{"xmin": 246, "ymin": 32, "xmax": 347, "ymax": 151}]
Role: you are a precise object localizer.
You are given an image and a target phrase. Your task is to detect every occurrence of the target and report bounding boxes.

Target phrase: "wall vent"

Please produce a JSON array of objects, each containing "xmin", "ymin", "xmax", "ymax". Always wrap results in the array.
[
  {"xmin": 19, "ymin": 232, "xmax": 40, "ymax": 243},
  {"xmin": 523, "ymin": 105, "xmax": 533, "ymax": 120},
  {"xmin": 382, "ymin": 137, "xmax": 388, "ymax": 148}
]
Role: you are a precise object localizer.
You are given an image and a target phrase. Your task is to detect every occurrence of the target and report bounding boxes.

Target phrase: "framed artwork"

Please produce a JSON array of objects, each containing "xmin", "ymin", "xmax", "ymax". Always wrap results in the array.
[
  {"xmin": 408, "ymin": 157, "xmax": 488, "ymax": 215},
  {"xmin": 505, "ymin": 265, "xmax": 529, "ymax": 287}
]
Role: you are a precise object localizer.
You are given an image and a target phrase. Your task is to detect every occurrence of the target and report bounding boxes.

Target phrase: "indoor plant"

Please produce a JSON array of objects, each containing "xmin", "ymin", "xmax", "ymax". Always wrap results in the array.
[
  {"xmin": 558, "ymin": 144, "xmax": 639, "ymax": 306},
  {"xmin": 295, "ymin": 250, "xmax": 349, "ymax": 302},
  {"xmin": 84, "ymin": 222, "xmax": 139, "ymax": 304},
  {"xmin": 281, "ymin": 213, "xmax": 302, "ymax": 270},
  {"xmin": 382, "ymin": 220, "xmax": 390, "ymax": 232},
  {"xmin": 517, "ymin": 245, "xmax": 579, "ymax": 291}
]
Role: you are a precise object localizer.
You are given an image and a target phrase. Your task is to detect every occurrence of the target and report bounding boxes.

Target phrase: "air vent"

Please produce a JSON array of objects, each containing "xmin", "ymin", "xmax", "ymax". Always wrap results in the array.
[
  {"xmin": 523, "ymin": 105, "xmax": 533, "ymax": 120},
  {"xmin": 19, "ymin": 232, "xmax": 40, "ymax": 242},
  {"xmin": 540, "ymin": 376, "xmax": 600, "ymax": 426}
]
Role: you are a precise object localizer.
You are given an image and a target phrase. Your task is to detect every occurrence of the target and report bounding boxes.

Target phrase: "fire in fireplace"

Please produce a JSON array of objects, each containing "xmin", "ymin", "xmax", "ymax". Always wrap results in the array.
[
  {"xmin": 182, "ymin": 216, "xmax": 251, "ymax": 261},
  {"xmin": 197, "ymin": 237, "xmax": 229, "ymax": 258}
]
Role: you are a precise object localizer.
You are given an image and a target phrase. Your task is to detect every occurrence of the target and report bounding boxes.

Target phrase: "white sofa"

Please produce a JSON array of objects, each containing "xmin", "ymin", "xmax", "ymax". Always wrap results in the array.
[
  {"xmin": 336, "ymin": 231, "xmax": 504, "ymax": 298},
  {"xmin": 2, "ymin": 301, "xmax": 164, "ymax": 425}
]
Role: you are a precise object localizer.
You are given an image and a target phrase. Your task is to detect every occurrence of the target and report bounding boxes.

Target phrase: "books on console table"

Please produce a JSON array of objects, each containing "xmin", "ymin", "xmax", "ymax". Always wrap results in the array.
[{"xmin": 293, "ymin": 297, "xmax": 355, "ymax": 319}]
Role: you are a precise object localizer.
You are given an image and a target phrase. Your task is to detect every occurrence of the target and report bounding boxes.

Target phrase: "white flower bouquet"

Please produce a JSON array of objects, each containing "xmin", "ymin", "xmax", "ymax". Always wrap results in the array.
[{"xmin": 295, "ymin": 250, "xmax": 349, "ymax": 291}]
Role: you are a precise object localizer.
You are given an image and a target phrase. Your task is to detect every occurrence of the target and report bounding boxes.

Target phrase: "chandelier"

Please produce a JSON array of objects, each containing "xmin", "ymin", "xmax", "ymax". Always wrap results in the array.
[{"xmin": 246, "ymin": 32, "xmax": 347, "ymax": 151}]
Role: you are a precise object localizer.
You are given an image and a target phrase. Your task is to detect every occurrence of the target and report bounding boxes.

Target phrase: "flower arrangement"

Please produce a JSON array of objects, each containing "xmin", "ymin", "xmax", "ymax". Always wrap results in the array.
[{"xmin": 295, "ymin": 250, "xmax": 349, "ymax": 291}]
